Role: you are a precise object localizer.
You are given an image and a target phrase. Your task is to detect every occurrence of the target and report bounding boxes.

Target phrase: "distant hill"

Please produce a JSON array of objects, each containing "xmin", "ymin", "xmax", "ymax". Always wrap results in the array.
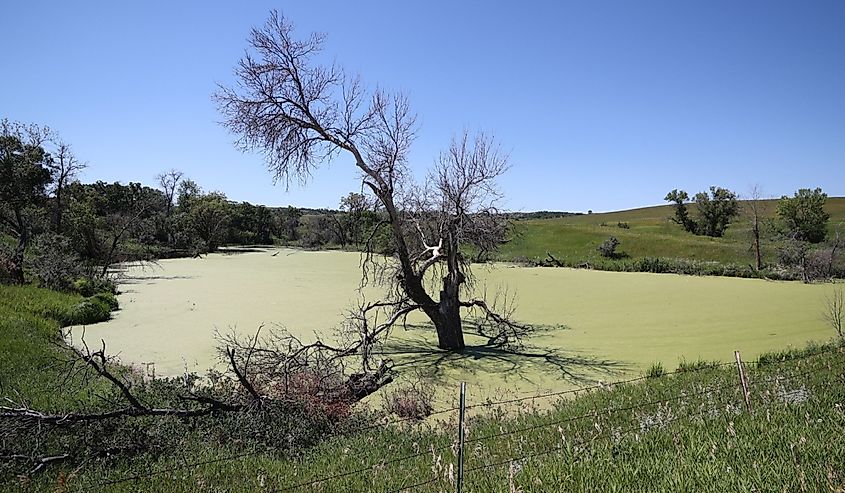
[
  {"xmin": 505, "ymin": 211, "xmax": 583, "ymax": 220},
  {"xmin": 499, "ymin": 197, "xmax": 845, "ymax": 269}
]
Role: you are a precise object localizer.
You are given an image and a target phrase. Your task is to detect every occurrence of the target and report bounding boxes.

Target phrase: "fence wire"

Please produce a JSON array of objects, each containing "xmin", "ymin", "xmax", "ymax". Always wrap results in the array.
[{"xmin": 90, "ymin": 346, "xmax": 842, "ymax": 492}]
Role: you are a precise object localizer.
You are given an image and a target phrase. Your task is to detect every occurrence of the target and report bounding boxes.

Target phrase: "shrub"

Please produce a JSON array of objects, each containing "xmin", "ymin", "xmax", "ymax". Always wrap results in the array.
[
  {"xmin": 645, "ymin": 362, "xmax": 665, "ymax": 378},
  {"xmin": 25, "ymin": 233, "xmax": 84, "ymax": 291},
  {"xmin": 676, "ymin": 358, "xmax": 721, "ymax": 373},
  {"xmin": 616, "ymin": 222, "xmax": 630, "ymax": 229},
  {"xmin": 756, "ymin": 341, "xmax": 835, "ymax": 367},
  {"xmin": 597, "ymin": 236, "xmax": 621, "ymax": 259},
  {"xmin": 92, "ymin": 292, "xmax": 119, "ymax": 311},
  {"xmin": 382, "ymin": 379, "xmax": 435, "ymax": 420},
  {"xmin": 65, "ymin": 297, "xmax": 113, "ymax": 325},
  {"xmin": 73, "ymin": 277, "xmax": 117, "ymax": 297}
]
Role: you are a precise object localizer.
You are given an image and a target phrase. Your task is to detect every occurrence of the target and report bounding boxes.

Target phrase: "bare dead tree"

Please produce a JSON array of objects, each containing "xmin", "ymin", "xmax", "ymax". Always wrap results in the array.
[
  {"xmin": 0, "ymin": 335, "xmax": 273, "ymax": 476},
  {"xmin": 823, "ymin": 287, "xmax": 843, "ymax": 339},
  {"xmin": 49, "ymin": 141, "xmax": 86, "ymax": 234},
  {"xmin": 826, "ymin": 229, "xmax": 842, "ymax": 280},
  {"xmin": 1, "ymin": 338, "xmax": 246, "ymax": 424},
  {"xmin": 215, "ymin": 11, "xmax": 528, "ymax": 351},
  {"xmin": 745, "ymin": 185, "xmax": 766, "ymax": 271},
  {"xmin": 156, "ymin": 168, "xmax": 184, "ymax": 218},
  {"xmin": 99, "ymin": 207, "xmax": 152, "ymax": 277}
]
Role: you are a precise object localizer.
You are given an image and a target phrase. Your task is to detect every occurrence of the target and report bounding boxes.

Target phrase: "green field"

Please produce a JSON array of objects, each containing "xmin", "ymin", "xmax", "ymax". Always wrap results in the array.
[{"xmin": 500, "ymin": 197, "xmax": 845, "ymax": 268}]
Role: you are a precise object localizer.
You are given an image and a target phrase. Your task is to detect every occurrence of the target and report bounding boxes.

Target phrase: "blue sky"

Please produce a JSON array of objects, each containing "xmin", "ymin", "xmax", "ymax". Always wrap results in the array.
[{"xmin": 2, "ymin": 1, "xmax": 843, "ymax": 212}]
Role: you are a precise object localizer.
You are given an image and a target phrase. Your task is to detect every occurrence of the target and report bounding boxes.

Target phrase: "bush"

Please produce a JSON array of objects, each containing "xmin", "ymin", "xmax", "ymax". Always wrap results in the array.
[
  {"xmin": 25, "ymin": 233, "xmax": 84, "ymax": 291},
  {"xmin": 645, "ymin": 362, "xmax": 665, "ymax": 378},
  {"xmin": 597, "ymin": 236, "xmax": 621, "ymax": 259},
  {"xmin": 616, "ymin": 222, "xmax": 630, "ymax": 229},
  {"xmin": 65, "ymin": 297, "xmax": 113, "ymax": 325},
  {"xmin": 73, "ymin": 277, "xmax": 117, "ymax": 297},
  {"xmin": 382, "ymin": 380, "xmax": 434, "ymax": 420},
  {"xmin": 92, "ymin": 291, "xmax": 119, "ymax": 311}
]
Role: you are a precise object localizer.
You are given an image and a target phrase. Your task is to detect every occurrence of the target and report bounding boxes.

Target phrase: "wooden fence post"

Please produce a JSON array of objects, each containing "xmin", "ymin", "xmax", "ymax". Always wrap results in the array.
[
  {"xmin": 734, "ymin": 350, "xmax": 751, "ymax": 412},
  {"xmin": 457, "ymin": 382, "xmax": 466, "ymax": 493}
]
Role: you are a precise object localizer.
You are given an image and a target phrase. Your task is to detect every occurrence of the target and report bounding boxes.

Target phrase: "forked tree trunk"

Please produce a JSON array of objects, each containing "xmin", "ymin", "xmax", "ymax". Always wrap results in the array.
[
  {"xmin": 432, "ymin": 272, "xmax": 465, "ymax": 350},
  {"xmin": 431, "ymin": 227, "xmax": 466, "ymax": 351},
  {"xmin": 10, "ymin": 232, "xmax": 27, "ymax": 285}
]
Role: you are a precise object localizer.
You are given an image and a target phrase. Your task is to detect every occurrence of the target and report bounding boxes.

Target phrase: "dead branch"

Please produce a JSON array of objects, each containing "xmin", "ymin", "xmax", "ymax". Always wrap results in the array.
[
  {"xmin": 226, "ymin": 347, "xmax": 263, "ymax": 406},
  {"xmin": 461, "ymin": 288, "xmax": 534, "ymax": 350},
  {"xmin": 75, "ymin": 340, "xmax": 147, "ymax": 410},
  {"xmin": 1, "ymin": 454, "xmax": 70, "ymax": 475},
  {"xmin": 823, "ymin": 287, "xmax": 844, "ymax": 339}
]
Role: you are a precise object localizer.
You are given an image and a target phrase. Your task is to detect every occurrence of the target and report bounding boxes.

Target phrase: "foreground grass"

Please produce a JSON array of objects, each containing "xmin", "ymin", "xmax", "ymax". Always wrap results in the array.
[
  {"xmin": 500, "ymin": 197, "xmax": 845, "ymax": 272},
  {"xmin": 0, "ymin": 285, "xmax": 85, "ymax": 410},
  {"xmin": 15, "ymin": 341, "xmax": 843, "ymax": 492}
]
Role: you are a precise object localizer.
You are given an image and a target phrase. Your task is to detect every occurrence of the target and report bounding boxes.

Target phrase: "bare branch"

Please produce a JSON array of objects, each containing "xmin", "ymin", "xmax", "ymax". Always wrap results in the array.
[{"xmin": 226, "ymin": 347, "xmax": 263, "ymax": 405}]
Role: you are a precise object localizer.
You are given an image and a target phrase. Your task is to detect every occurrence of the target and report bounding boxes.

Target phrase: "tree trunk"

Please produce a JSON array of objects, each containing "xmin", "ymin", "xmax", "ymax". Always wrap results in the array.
[
  {"xmin": 10, "ymin": 230, "xmax": 27, "ymax": 284},
  {"xmin": 432, "ymin": 225, "xmax": 465, "ymax": 351},
  {"xmin": 753, "ymin": 222, "xmax": 762, "ymax": 270},
  {"xmin": 54, "ymin": 185, "xmax": 63, "ymax": 234},
  {"xmin": 432, "ymin": 272, "xmax": 465, "ymax": 350}
]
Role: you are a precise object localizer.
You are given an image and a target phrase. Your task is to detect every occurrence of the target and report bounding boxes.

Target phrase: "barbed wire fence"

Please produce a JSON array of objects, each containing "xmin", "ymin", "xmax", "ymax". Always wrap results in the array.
[{"xmin": 93, "ymin": 345, "xmax": 843, "ymax": 492}]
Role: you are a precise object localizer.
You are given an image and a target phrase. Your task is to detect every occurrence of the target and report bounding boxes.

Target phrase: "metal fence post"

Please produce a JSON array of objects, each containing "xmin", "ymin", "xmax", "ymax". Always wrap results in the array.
[
  {"xmin": 734, "ymin": 350, "xmax": 751, "ymax": 412},
  {"xmin": 457, "ymin": 381, "xmax": 466, "ymax": 493}
]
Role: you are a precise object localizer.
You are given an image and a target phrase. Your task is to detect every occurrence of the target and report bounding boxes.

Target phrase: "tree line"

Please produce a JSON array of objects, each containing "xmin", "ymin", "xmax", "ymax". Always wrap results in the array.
[
  {"xmin": 1, "ymin": 119, "xmax": 389, "ymax": 291},
  {"xmin": 662, "ymin": 185, "xmax": 840, "ymax": 281}
]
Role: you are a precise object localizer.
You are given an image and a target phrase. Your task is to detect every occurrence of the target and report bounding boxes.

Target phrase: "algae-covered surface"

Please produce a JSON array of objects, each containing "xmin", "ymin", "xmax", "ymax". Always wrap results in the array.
[{"xmin": 71, "ymin": 248, "xmax": 838, "ymax": 403}]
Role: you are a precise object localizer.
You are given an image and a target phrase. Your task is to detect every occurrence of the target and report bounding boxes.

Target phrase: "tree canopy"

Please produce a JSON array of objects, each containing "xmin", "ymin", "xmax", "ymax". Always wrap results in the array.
[
  {"xmin": 777, "ymin": 188, "xmax": 829, "ymax": 244},
  {"xmin": 664, "ymin": 186, "xmax": 739, "ymax": 237},
  {"xmin": 215, "ymin": 11, "xmax": 524, "ymax": 352}
]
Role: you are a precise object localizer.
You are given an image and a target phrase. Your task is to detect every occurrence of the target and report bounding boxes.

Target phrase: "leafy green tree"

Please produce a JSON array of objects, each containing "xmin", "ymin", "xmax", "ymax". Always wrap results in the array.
[
  {"xmin": 666, "ymin": 187, "xmax": 739, "ymax": 237},
  {"xmin": 339, "ymin": 192, "xmax": 377, "ymax": 247},
  {"xmin": 188, "ymin": 192, "xmax": 230, "ymax": 252},
  {"xmin": 227, "ymin": 201, "xmax": 258, "ymax": 244},
  {"xmin": 693, "ymin": 186, "xmax": 739, "ymax": 237},
  {"xmin": 274, "ymin": 206, "xmax": 301, "ymax": 243},
  {"xmin": 253, "ymin": 205, "xmax": 274, "ymax": 245},
  {"xmin": 0, "ymin": 120, "xmax": 54, "ymax": 283},
  {"xmin": 664, "ymin": 189, "xmax": 695, "ymax": 233},
  {"xmin": 64, "ymin": 181, "xmax": 165, "ymax": 274},
  {"xmin": 777, "ymin": 188, "xmax": 829, "ymax": 243},
  {"xmin": 298, "ymin": 214, "xmax": 334, "ymax": 248}
]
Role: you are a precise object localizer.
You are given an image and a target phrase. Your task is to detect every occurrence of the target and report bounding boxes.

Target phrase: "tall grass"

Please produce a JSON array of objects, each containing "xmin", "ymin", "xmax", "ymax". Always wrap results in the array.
[{"xmin": 23, "ymin": 342, "xmax": 844, "ymax": 492}]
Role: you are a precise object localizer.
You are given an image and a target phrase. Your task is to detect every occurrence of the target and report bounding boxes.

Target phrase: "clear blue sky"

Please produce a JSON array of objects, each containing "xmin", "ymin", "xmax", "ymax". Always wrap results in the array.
[{"xmin": 2, "ymin": 1, "xmax": 843, "ymax": 212}]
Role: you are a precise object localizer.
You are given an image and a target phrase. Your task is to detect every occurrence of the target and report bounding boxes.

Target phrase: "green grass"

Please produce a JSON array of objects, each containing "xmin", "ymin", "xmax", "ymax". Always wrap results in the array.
[
  {"xmin": 0, "ymin": 284, "xmax": 83, "ymax": 410},
  {"xmin": 21, "ymin": 341, "xmax": 844, "ymax": 492},
  {"xmin": 500, "ymin": 197, "xmax": 845, "ymax": 270},
  {"xmin": 0, "ymin": 284, "xmax": 115, "ymax": 411}
]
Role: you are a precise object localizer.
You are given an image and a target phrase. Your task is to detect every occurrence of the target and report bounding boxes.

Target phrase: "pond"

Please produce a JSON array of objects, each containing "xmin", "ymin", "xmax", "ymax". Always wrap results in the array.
[{"xmin": 71, "ymin": 248, "xmax": 837, "ymax": 403}]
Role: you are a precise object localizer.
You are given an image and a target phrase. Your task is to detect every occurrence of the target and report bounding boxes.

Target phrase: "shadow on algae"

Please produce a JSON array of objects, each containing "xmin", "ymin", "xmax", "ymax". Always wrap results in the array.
[{"xmin": 378, "ymin": 320, "xmax": 628, "ymax": 385}]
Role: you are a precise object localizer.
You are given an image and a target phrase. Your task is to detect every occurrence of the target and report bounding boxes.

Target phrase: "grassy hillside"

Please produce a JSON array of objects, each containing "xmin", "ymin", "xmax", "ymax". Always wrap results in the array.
[{"xmin": 500, "ymin": 197, "xmax": 845, "ymax": 268}]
